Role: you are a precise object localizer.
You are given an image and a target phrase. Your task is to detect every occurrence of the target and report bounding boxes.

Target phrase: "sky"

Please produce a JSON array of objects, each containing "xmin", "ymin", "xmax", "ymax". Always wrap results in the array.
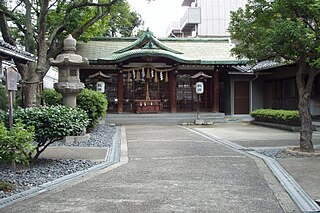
[{"xmin": 127, "ymin": 0, "xmax": 187, "ymax": 37}]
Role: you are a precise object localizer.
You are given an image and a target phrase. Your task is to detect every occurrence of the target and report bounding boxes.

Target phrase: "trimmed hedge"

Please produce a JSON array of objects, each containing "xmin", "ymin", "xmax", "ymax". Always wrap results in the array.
[
  {"xmin": 77, "ymin": 89, "xmax": 108, "ymax": 128},
  {"xmin": 41, "ymin": 89, "xmax": 62, "ymax": 106},
  {"xmin": 0, "ymin": 122, "xmax": 35, "ymax": 165},
  {"xmin": 250, "ymin": 109, "xmax": 300, "ymax": 126},
  {"xmin": 40, "ymin": 88, "xmax": 108, "ymax": 128},
  {"xmin": 14, "ymin": 105, "xmax": 89, "ymax": 160}
]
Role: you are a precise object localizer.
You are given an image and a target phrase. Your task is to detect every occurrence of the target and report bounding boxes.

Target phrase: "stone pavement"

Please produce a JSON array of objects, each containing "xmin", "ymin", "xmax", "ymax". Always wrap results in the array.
[
  {"xmin": 0, "ymin": 124, "xmax": 301, "ymax": 213},
  {"xmin": 40, "ymin": 147, "xmax": 109, "ymax": 162},
  {"xmin": 194, "ymin": 122, "xmax": 320, "ymax": 209}
]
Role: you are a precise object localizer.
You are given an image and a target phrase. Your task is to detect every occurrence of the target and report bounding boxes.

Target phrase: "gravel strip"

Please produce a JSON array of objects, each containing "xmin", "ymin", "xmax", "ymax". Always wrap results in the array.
[
  {"xmin": 256, "ymin": 148, "xmax": 284, "ymax": 158},
  {"xmin": 257, "ymin": 147, "xmax": 320, "ymax": 158},
  {"xmin": 54, "ymin": 124, "xmax": 117, "ymax": 147},
  {"xmin": 0, "ymin": 123, "xmax": 117, "ymax": 199}
]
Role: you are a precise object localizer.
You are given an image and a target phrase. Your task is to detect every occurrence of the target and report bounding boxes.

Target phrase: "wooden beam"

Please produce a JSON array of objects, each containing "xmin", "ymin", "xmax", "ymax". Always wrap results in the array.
[
  {"xmin": 169, "ymin": 71, "xmax": 177, "ymax": 113},
  {"xmin": 212, "ymin": 71, "xmax": 220, "ymax": 112},
  {"xmin": 117, "ymin": 71, "xmax": 123, "ymax": 113}
]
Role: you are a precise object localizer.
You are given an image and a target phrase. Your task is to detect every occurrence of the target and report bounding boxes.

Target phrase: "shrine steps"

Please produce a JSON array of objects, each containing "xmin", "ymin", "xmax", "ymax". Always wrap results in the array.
[{"xmin": 106, "ymin": 112, "xmax": 227, "ymax": 125}]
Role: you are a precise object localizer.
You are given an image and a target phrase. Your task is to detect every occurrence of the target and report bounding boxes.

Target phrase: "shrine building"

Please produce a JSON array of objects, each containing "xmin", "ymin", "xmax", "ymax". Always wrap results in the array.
[{"xmin": 75, "ymin": 30, "xmax": 291, "ymax": 115}]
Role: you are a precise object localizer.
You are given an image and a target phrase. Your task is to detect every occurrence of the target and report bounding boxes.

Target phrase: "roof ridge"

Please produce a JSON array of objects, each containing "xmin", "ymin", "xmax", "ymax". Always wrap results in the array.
[{"xmin": 113, "ymin": 30, "xmax": 183, "ymax": 54}]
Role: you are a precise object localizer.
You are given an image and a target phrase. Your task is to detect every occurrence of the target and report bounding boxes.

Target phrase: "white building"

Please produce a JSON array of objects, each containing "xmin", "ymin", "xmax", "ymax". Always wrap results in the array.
[
  {"xmin": 167, "ymin": 0, "xmax": 247, "ymax": 38},
  {"xmin": 43, "ymin": 67, "xmax": 58, "ymax": 89}
]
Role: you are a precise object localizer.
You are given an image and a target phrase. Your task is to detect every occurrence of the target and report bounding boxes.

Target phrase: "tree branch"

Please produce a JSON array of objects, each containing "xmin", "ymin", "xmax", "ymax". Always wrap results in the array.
[
  {"xmin": 47, "ymin": 25, "xmax": 65, "ymax": 48},
  {"xmin": 72, "ymin": 8, "xmax": 108, "ymax": 38},
  {"xmin": 65, "ymin": 0, "xmax": 118, "ymax": 33},
  {"xmin": 0, "ymin": 11, "xmax": 16, "ymax": 45},
  {"xmin": 66, "ymin": 0, "xmax": 118, "ymax": 14},
  {"xmin": 11, "ymin": 0, "xmax": 23, "ymax": 13},
  {"xmin": 48, "ymin": 0, "xmax": 60, "ymax": 10},
  {"xmin": 0, "ymin": 7, "xmax": 26, "ymax": 35}
]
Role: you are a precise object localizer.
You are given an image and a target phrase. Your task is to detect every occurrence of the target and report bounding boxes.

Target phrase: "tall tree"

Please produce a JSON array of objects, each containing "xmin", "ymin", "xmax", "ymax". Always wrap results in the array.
[
  {"xmin": 105, "ymin": 1, "xmax": 143, "ymax": 37},
  {"xmin": 229, "ymin": 0, "xmax": 320, "ymax": 152},
  {"xmin": 0, "ymin": 0, "xmax": 142, "ymax": 107}
]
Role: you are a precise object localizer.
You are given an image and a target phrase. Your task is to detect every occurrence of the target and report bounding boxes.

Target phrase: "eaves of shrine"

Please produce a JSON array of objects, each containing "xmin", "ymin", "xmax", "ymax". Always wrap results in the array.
[{"xmin": 76, "ymin": 30, "xmax": 247, "ymax": 67}]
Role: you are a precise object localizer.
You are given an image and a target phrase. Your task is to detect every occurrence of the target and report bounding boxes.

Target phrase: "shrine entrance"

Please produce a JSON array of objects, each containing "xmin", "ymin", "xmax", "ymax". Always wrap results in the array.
[
  {"xmin": 77, "ymin": 30, "xmax": 243, "ymax": 114},
  {"xmin": 122, "ymin": 66, "xmax": 171, "ymax": 113}
]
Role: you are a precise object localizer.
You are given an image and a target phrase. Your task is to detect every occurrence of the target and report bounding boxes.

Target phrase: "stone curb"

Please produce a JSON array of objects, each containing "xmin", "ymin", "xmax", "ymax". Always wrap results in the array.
[{"xmin": 251, "ymin": 121, "xmax": 301, "ymax": 132}]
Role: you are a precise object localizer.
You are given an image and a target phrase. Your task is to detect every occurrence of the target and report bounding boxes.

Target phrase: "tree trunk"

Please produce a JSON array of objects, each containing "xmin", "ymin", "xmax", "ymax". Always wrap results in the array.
[
  {"xmin": 296, "ymin": 58, "xmax": 315, "ymax": 152},
  {"xmin": 298, "ymin": 93, "xmax": 314, "ymax": 152},
  {"xmin": 23, "ymin": 80, "xmax": 41, "ymax": 107}
]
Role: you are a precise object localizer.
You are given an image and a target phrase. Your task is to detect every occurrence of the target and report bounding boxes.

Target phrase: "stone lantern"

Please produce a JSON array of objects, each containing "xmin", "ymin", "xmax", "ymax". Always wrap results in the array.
[{"xmin": 49, "ymin": 34, "xmax": 88, "ymax": 107}]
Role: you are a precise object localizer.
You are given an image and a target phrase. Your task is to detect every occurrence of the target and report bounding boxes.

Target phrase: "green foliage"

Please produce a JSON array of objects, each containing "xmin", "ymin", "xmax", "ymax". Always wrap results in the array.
[
  {"xmin": 1, "ymin": 0, "xmax": 143, "ymax": 108},
  {"xmin": 105, "ymin": 0, "xmax": 143, "ymax": 37},
  {"xmin": 0, "ymin": 180, "xmax": 15, "ymax": 192},
  {"xmin": 0, "ymin": 85, "xmax": 8, "ymax": 111},
  {"xmin": 228, "ymin": 0, "xmax": 320, "ymax": 65},
  {"xmin": 0, "ymin": 122, "xmax": 35, "ymax": 165},
  {"xmin": 14, "ymin": 105, "xmax": 89, "ymax": 160},
  {"xmin": 77, "ymin": 89, "xmax": 108, "ymax": 128},
  {"xmin": 0, "ymin": 109, "xmax": 6, "ymax": 123},
  {"xmin": 251, "ymin": 109, "xmax": 301, "ymax": 126},
  {"xmin": 41, "ymin": 89, "xmax": 62, "ymax": 106}
]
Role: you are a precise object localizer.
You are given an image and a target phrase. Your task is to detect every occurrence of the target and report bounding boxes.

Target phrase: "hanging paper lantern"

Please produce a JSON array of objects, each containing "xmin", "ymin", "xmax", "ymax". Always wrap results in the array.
[
  {"xmin": 96, "ymin": 81, "xmax": 105, "ymax": 93},
  {"xmin": 154, "ymin": 71, "xmax": 158, "ymax": 82},
  {"xmin": 165, "ymin": 72, "xmax": 169, "ymax": 82},
  {"xmin": 132, "ymin": 70, "xmax": 136, "ymax": 79}
]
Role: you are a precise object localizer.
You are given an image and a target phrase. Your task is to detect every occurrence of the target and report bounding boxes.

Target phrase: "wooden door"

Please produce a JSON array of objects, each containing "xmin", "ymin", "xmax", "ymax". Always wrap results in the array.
[{"xmin": 234, "ymin": 81, "xmax": 249, "ymax": 114}]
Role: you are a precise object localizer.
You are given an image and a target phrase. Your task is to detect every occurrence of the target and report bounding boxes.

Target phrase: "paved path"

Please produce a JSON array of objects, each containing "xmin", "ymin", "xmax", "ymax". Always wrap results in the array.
[{"xmin": 1, "ymin": 125, "xmax": 297, "ymax": 212}]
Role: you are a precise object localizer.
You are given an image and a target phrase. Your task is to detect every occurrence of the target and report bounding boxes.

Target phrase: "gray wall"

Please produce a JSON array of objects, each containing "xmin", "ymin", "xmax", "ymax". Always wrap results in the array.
[{"xmin": 252, "ymin": 78, "xmax": 264, "ymax": 111}]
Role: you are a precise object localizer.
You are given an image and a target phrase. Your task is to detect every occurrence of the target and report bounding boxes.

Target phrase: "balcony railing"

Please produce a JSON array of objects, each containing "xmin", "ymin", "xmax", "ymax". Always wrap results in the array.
[{"xmin": 180, "ymin": 7, "xmax": 201, "ymax": 32}]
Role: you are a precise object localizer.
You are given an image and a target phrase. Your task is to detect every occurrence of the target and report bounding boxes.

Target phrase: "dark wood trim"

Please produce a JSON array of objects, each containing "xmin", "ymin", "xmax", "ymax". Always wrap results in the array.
[
  {"xmin": 117, "ymin": 71, "xmax": 123, "ymax": 113},
  {"xmin": 212, "ymin": 71, "xmax": 219, "ymax": 112},
  {"xmin": 169, "ymin": 71, "xmax": 177, "ymax": 112}
]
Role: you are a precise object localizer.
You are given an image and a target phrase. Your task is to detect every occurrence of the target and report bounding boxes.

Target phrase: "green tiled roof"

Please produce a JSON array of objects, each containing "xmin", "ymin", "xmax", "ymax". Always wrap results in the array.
[
  {"xmin": 114, "ymin": 30, "xmax": 183, "ymax": 54},
  {"xmin": 76, "ymin": 31, "xmax": 246, "ymax": 65},
  {"xmin": 96, "ymin": 48, "xmax": 198, "ymax": 64}
]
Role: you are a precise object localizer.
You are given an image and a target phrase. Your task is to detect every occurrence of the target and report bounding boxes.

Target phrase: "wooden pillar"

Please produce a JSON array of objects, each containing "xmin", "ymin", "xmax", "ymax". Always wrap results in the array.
[
  {"xmin": 169, "ymin": 70, "xmax": 177, "ymax": 113},
  {"xmin": 212, "ymin": 71, "xmax": 220, "ymax": 112},
  {"xmin": 117, "ymin": 71, "xmax": 123, "ymax": 113}
]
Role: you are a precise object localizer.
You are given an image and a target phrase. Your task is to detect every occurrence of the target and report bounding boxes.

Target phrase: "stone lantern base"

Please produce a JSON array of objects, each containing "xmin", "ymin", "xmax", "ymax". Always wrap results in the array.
[{"xmin": 54, "ymin": 82, "xmax": 84, "ymax": 108}]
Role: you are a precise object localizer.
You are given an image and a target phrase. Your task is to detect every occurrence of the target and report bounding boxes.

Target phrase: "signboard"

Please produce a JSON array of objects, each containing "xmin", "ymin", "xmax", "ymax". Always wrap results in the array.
[
  {"xmin": 195, "ymin": 82, "xmax": 204, "ymax": 94},
  {"xmin": 6, "ymin": 67, "xmax": 18, "ymax": 91}
]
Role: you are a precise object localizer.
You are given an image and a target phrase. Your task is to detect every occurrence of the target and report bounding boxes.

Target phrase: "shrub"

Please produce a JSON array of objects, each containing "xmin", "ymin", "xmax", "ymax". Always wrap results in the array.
[
  {"xmin": 0, "ymin": 122, "xmax": 35, "ymax": 166},
  {"xmin": 251, "ymin": 109, "xmax": 300, "ymax": 126},
  {"xmin": 0, "ymin": 85, "xmax": 8, "ymax": 111},
  {"xmin": 14, "ymin": 105, "xmax": 89, "ymax": 160},
  {"xmin": 41, "ymin": 89, "xmax": 62, "ymax": 106},
  {"xmin": 0, "ymin": 109, "xmax": 6, "ymax": 123},
  {"xmin": 0, "ymin": 180, "xmax": 15, "ymax": 191},
  {"xmin": 77, "ymin": 88, "xmax": 108, "ymax": 128}
]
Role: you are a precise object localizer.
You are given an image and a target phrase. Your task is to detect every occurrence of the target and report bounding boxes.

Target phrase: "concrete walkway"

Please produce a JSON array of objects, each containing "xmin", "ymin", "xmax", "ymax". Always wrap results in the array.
[
  {"xmin": 1, "ymin": 124, "xmax": 301, "ymax": 213},
  {"xmin": 194, "ymin": 122, "xmax": 320, "ymax": 207}
]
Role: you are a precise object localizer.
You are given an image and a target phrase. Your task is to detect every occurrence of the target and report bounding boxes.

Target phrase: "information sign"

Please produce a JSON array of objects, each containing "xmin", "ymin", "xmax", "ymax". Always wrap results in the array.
[{"xmin": 6, "ymin": 67, "xmax": 18, "ymax": 91}]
